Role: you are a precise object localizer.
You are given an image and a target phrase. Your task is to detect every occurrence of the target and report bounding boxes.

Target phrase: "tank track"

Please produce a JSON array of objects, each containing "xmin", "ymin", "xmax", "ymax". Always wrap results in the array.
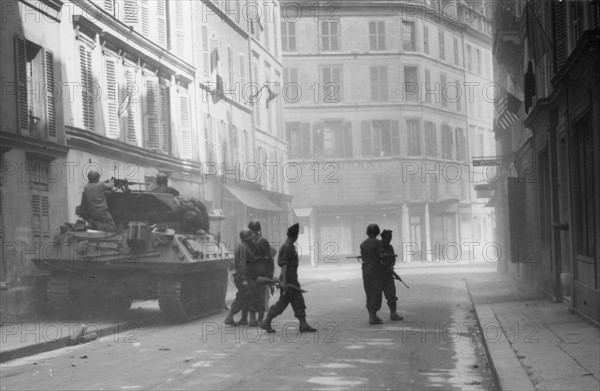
[
  {"xmin": 157, "ymin": 276, "xmax": 225, "ymax": 323},
  {"xmin": 47, "ymin": 277, "xmax": 75, "ymax": 313}
]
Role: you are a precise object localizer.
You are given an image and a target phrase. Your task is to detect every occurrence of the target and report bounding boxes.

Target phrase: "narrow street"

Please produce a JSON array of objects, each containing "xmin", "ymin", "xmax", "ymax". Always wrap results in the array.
[{"xmin": 1, "ymin": 266, "xmax": 495, "ymax": 390}]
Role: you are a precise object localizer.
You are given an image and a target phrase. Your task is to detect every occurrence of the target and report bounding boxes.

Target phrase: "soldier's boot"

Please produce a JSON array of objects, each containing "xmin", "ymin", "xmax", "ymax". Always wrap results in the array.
[
  {"xmin": 260, "ymin": 310, "xmax": 276, "ymax": 333},
  {"xmin": 298, "ymin": 317, "xmax": 317, "ymax": 333},
  {"xmin": 390, "ymin": 307, "xmax": 403, "ymax": 321},
  {"xmin": 369, "ymin": 311, "xmax": 383, "ymax": 325},
  {"xmin": 248, "ymin": 312, "xmax": 259, "ymax": 327},
  {"xmin": 224, "ymin": 311, "xmax": 237, "ymax": 326},
  {"xmin": 257, "ymin": 311, "xmax": 264, "ymax": 324},
  {"xmin": 235, "ymin": 309, "xmax": 248, "ymax": 326}
]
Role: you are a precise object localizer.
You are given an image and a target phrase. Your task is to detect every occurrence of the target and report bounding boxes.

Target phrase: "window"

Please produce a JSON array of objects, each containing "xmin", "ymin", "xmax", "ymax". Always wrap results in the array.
[
  {"xmin": 286, "ymin": 122, "xmax": 311, "ymax": 159},
  {"xmin": 425, "ymin": 121, "xmax": 437, "ymax": 157},
  {"xmin": 572, "ymin": 115, "xmax": 595, "ymax": 258},
  {"xmin": 321, "ymin": 20, "xmax": 339, "ymax": 51},
  {"xmin": 15, "ymin": 36, "xmax": 56, "ymax": 139},
  {"xmin": 423, "ymin": 25, "xmax": 429, "ymax": 54},
  {"xmin": 467, "ymin": 45, "xmax": 472, "ymax": 71},
  {"xmin": 441, "ymin": 125, "xmax": 454, "ymax": 159},
  {"xmin": 361, "ymin": 120, "xmax": 400, "ymax": 157},
  {"xmin": 283, "ymin": 67, "xmax": 298, "ymax": 85},
  {"xmin": 407, "ymin": 120, "xmax": 421, "ymax": 156},
  {"xmin": 370, "ymin": 66, "xmax": 389, "ymax": 101},
  {"xmin": 281, "ymin": 21, "xmax": 296, "ymax": 51},
  {"xmin": 476, "ymin": 48, "xmax": 481, "ymax": 74},
  {"xmin": 453, "ymin": 37, "xmax": 459, "ymax": 65},
  {"xmin": 227, "ymin": 47, "xmax": 234, "ymax": 88},
  {"xmin": 455, "ymin": 128, "xmax": 467, "ymax": 160},
  {"xmin": 123, "ymin": 64, "xmax": 139, "ymax": 144},
  {"xmin": 438, "ymin": 29, "xmax": 445, "ymax": 60},
  {"xmin": 103, "ymin": 56, "xmax": 119, "ymax": 139},
  {"xmin": 455, "ymin": 79, "xmax": 462, "ymax": 112},
  {"xmin": 369, "ymin": 20, "xmax": 386, "ymax": 50},
  {"xmin": 403, "ymin": 21, "xmax": 415, "ymax": 51},
  {"xmin": 440, "ymin": 73, "xmax": 447, "ymax": 107},
  {"xmin": 239, "ymin": 54, "xmax": 246, "ymax": 90},
  {"xmin": 425, "ymin": 69, "xmax": 432, "ymax": 103},
  {"xmin": 178, "ymin": 89, "xmax": 192, "ymax": 159},
  {"xmin": 143, "ymin": 74, "xmax": 170, "ymax": 154},
  {"xmin": 321, "ymin": 65, "xmax": 342, "ymax": 103},
  {"xmin": 79, "ymin": 43, "xmax": 95, "ymax": 132},
  {"xmin": 254, "ymin": 64, "xmax": 261, "ymax": 126},
  {"xmin": 403, "ymin": 66, "xmax": 418, "ymax": 102},
  {"xmin": 313, "ymin": 121, "xmax": 352, "ymax": 158}
]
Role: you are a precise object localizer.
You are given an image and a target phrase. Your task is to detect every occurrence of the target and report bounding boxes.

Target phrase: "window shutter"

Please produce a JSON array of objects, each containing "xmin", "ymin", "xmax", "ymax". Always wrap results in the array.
[
  {"xmin": 157, "ymin": 0, "xmax": 167, "ymax": 48},
  {"xmin": 174, "ymin": 1, "xmax": 185, "ymax": 59},
  {"xmin": 79, "ymin": 45, "xmax": 94, "ymax": 131},
  {"xmin": 15, "ymin": 35, "xmax": 28, "ymax": 134},
  {"xmin": 105, "ymin": 57, "xmax": 119, "ymax": 139},
  {"xmin": 391, "ymin": 120, "xmax": 400, "ymax": 156},
  {"xmin": 159, "ymin": 82, "xmax": 170, "ymax": 154},
  {"xmin": 179, "ymin": 92, "xmax": 193, "ymax": 160},
  {"xmin": 145, "ymin": 77, "xmax": 160, "ymax": 149},
  {"xmin": 553, "ymin": 2, "xmax": 567, "ymax": 71},
  {"xmin": 361, "ymin": 120, "xmax": 372, "ymax": 157},
  {"xmin": 104, "ymin": 0, "xmax": 114, "ymax": 13},
  {"xmin": 123, "ymin": 0, "xmax": 141, "ymax": 28},
  {"xmin": 593, "ymin": 1, "xmax": 600, "ymax": 30},
  {"xmin": 140, "ymin": 0, "xmax": 150, "ymax": 37},
  {"xmin": 202, "ymin": 25, "xmax": 210, "ymax": 79},
  {"xmin": 239, "ymin": 54, "xmax": 246, "ymax": 89},
  {"xmin": 44, "ymin": 49, "xmax": 56, "ymax": 138},
  {"xmin": 301, "ymin": 122, "xmax": 311, "ymax": 158},
  {"xmin": 31, "ymin": 194, "xmax": 50, "ymax": 241},
  {"xmin": 124, "ymin": 66, "xmax": 138, "ymax": 144}
]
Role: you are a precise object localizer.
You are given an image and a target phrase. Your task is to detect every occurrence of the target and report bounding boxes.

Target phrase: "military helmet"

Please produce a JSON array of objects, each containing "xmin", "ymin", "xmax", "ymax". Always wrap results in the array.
[
  {"xmin": 381, "ymin": 229, "xmax": 393, "ymax": 237},
  {"xmin": 239, "ymin": 229, "xmax": 254, "ymax": 242},
  {"xmin": 87, "ymin": 170, "xmax": 100, "ymax": 182},
  {"xmin": 287, "ymin": 223, "xmax": 300, "ymax": 237},
  {"xmin": 156, "ymin": 172, "xmax": 168, "ymax": 185},
  {"xmin": 248, "ymin": 220, "xmax": 261, "ymax": 233},
  {"xmin": 366, "ymin": 223, "xmax": 380, "ymax": 236}
]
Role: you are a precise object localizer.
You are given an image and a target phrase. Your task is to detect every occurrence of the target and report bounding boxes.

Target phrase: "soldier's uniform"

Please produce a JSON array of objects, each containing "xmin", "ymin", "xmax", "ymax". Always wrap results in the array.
[
  {"xmin": 224, "ymin": 230, "xmax": 258, "ymax": 325},
  {"xmin": 80, "ymin": 172, "xmax": 117, "ymax": 232},
  {"xmin": 379, "ymin": 230, "xmax": 401, "ymax": 320},
  {"xmin": 360, "ymin": 224, "xmax": 384, "ymax": 324},
  {"xmin": 261, "ymin": 223, "xmax": 316, "ymax": 333}
]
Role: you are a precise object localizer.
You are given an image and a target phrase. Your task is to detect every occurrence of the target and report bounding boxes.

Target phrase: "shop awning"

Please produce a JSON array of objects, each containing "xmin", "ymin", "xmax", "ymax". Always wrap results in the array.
[{"xmin": 224, "ymin": 185, "xmax": 282, "ymax": 212}]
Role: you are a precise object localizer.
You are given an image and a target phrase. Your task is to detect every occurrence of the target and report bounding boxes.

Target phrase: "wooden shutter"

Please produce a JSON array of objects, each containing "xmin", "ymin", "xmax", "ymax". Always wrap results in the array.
[
  {"xmin": 123, "ymin": 0, "xmax": 141, "ymax": 27},
  {"xmin": 201, "ymin": 25, "xmax": 210, "ymax": 79},
  {"xmin": 145, "ymin": 76, "xmax": 160, "ymax": 149},
  {"xmin": 361, "ymin": 120, "xmax": 372, "ymax": 157},
  {"xmin": 105, "ymin": 57, "xmax": 119, "ymax": 139},
  {"xmin": 44, "ymin": 49, "xmax": 56, "ymax": 138},
  {"xmin": 553, "ymin": 1, "xmax": 567, "ymax": 72},
  {"xmin": 179, "ymin": 92, "xmax": 192, "ymax": 159},
  {"xmin": 124, "ymin": 66, "xmax": 137, "ymax": 144},
  {"xmin": 159, "ymin": 82, "xmax": 170, "ymax": 154},
  {"xmin": 391, "ymin": 120, "xmax": 400, "ymax": 156},
  {"xmin": 174, "ymin": 1, "xmax": 185, "ymax": 59},
  {"xmin": 79, "ymin": 45, "xmax": 94, "ymax": 131},
  {"xmin": 31, "ymin": 194, "xmax": 50, "ymax": 241},
  {"xmin": 157, "ymin": 0, "xmax": 167, "ymax": 48},
  {"xmin": 104, "ymin": 0, "xmax": 114, "ymax": 13},
  {"xmin": 15, "ymin": 35, "xmax": 28, "ymax": 134}
]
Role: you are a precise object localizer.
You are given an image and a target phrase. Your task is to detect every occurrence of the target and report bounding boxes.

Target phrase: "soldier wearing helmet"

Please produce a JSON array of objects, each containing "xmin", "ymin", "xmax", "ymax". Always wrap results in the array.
[
  {"xmin": 78, "ymin": 170, "xmax": 117, "ymax": 231},
  {"xmin": 153, "ymin": 172, "xmax": 180, "ymax": 196},
  {"xmin": 379, "ymin": 230, "xmax": 403, "ymax": 321},
  {"xmin": 224, "ymin": 229, "xmax": 258, "ymax": 326},
  {"xmin": 360, "ymin": 223, "xmax": 384, "ymax": 324},
  {"xmin": 237, "ymin": 220, "xmax": 275, "ymax": 326}
]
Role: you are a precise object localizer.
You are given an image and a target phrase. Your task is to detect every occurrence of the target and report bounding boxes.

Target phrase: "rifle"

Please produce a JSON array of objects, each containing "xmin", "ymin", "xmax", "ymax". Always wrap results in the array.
[
  {"xmin": 346, "ymin": 255, "xmax": 409, "ymax": 289},
  {"xmin": 256, "ymin": 276, "xmax": 307, "ymax": 293},
  {"xmin": 109, "ymin": 177, "xmax": 148, "ymax": 192}
]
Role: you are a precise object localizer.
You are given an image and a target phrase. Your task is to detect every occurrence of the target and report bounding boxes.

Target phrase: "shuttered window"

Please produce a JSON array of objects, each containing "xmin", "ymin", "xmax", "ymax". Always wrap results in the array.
[
  {"xmin": 361, "ymin": 120, "xmax": 400, "ymax": 157},
  {"xmin": 553, "ymin": 1, "xmax": 567, "ymax": 72},
  {"xmin": 79, "ymin": 45, "xmax": 94, "ymax": 131},
  {"xmin": 178, "ymin": 92, "xmax": 193, "ymax": 160},
  {"xmin": 124, "ymin": 65, "xmax": 138, "ymax": 144},
  {"xmin": 174, "ymin": 1, "xmax": 186, "ymax": 59},
  {"xmin": 31, "ymin": 193, "xmax": 50, "ymax": 242},
  {"xmin": 105, "ymin": 57, "xmax": 119, "ymax": 139},
  {"xmin": 407, "ymin": 120, "xmax": 421, "ymax": 156},
  {"xmin": 573, "ymin": 115, "xmax": 595, "ymax": 258},
  {"xmin": 157, "ymin": 0, "xmax": 167, "ymax": 48},
  {"xmin": 441, "ymin": 125, "xmax": 454, "ymax": 159},
  {"xmin": 159, "ymin": 82, "xmax": 170, "ymax": 154},
  {"xmin": 425, "ymin": 122, "xmax": 437, "ymax": 158},
  {"xmin": 15, "ymin": 35, "xmax": 28, "ymax": 134},
  {"xmin": 455, "ymin": 128, "xmax": 467, "ymax": 161},
  {"xmin": 202, "ymin": 25, "xmax": 210, "ymax": 80},
  {"xmin": 44, "ymin": 50, "xmax": 56, "ymax": 137},
  {"xmin": 145, "ymin": 76, "xmax": 160, "ymax": 149}
]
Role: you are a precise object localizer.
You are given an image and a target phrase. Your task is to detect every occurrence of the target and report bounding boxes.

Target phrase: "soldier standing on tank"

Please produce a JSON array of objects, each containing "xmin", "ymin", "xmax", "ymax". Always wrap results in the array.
[
  {"xmin": 153, "ymin": 172, "xmax": 180, "ymax": 196},
  {"xmin": 237, "ymin": 220, "xmax": 275, "ymax": 326},
  {"xmin": 360, "ymin": 223, "xmax": 384, "ymax": 324},
  {"xmin": 79, "ymin": 170, "xmax": 117, "ymax": 232},
  {"xmin": 261, "ymin": 223, "xmax": 317, "ymax": 334},
  {"xmin": 379, "ymin": 230, "xmax": 403, "ymax": 321},
  {"xmin": 224, "ymin": 229, "xmax": 257, "ymax": 326}
]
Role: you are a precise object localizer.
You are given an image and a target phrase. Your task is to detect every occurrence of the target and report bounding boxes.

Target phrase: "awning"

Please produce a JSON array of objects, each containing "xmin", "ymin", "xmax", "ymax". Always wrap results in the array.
[
  {"xmin": 224, "ymin": 185, "xmax": 282, "ymax": 212},
  {"xmin": 294, "ymin": 208, "xmax": 313, "ymax": 218}
]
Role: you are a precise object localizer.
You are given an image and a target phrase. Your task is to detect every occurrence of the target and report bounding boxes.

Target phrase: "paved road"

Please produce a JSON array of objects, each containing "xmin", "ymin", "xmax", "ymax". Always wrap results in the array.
[{"xmin": 1, "ymin": 267, "xmax": 496, "ymax": 390}]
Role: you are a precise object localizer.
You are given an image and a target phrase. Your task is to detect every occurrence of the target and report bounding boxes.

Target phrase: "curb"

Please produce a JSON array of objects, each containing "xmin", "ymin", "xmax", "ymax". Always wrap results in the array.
[
  {"xmin": 0, "ymin": 324, "xmax": 115, "ymax": 364},
  {"xmin": 464, "ymin": 279, "xmax": 536, "ymax": 391}
]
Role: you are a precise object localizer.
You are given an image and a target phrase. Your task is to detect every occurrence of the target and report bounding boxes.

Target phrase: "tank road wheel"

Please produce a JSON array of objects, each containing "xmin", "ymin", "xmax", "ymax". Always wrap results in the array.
[{"xmin": 157, "ymin": 276, "xmax": 222, "ymax": 323}]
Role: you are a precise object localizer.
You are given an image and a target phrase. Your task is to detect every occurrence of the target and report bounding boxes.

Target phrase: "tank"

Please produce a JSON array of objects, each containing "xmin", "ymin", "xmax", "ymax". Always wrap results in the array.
[{"xmin": 32, "ymin": 187, "xmax": 233, "ymax": 323}]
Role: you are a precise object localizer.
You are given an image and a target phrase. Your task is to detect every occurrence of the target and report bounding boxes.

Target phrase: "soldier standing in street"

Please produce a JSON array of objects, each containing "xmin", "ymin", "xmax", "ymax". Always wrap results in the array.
[
  {"xmin": 224, "ymin": 229, "xmax": 257, "ymax": 326},
  {"xmin": 247, "ymin": 220, "xmax": 274, "ymax": 325},
  {"xmin": 78, "ymin": 170, "xmax": 117, "ymax": 232},
  {"xmin": 261, "ymin": 223, "xmax": 317, "ymax": 333},
  {"xmin": 360, "ymin": 223, "xmax": 384, "ymax": 324},
  {"xmin": 379, "ymin": 230, "xmax": 403, "ymax": 321}
]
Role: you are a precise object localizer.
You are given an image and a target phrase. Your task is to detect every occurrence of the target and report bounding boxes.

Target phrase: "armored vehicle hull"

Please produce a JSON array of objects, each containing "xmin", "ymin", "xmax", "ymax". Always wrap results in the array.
[{"xmin": 32, "ymin": 190, "xmax": 233, "ymax": 323}]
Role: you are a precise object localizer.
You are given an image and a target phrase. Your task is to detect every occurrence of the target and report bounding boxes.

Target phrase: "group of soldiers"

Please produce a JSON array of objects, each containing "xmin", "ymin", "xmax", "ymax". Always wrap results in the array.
[
  {"xmin": 360, "ymin": 223, "xmax": 404, "ymax": 325},
  {"xmin": 224, "ymin": 222, "xmax": 317, "ymax": 334}
]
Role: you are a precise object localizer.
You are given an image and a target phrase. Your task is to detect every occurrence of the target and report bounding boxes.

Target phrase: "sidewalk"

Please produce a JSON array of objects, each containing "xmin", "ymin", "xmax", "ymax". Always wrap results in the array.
[{"xmin": 466, "ymin": 272, "xmax": 600, "ymax": 391}]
